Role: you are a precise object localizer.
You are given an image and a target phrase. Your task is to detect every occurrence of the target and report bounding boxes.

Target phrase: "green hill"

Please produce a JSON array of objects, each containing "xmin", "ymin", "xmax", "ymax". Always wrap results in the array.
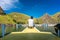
[
  {"xmin": 0, "ymin": 15, "xmax": 15, "ymax": 24},
  {"xmin": 52, "ymin": 12, "xmax": 60, "ymax": 23},
  {"xmin": 0, "ymin": 6, "xmax": 60, "ymax": 24},
  {"xmin": 0, "ymin": 11, "xmax": 60, "ymax": 24},
  {"xmin": 8, "ymin": 12, "xmax": 30, "ymax": 24},
  {"xmin": 38, "ymin": 17, "xmax": 44, "ymax": 24},
  {"xmin": 0, "ymin": 7, "xmax": 14, "ymax": 24},
  {"xmin": 33, "ymin": 18, "xmax": 39, "ymax": 24}
]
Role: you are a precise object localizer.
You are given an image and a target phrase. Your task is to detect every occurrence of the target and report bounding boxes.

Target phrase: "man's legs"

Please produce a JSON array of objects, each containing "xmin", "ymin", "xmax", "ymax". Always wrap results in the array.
[
  {"xmin": 55, "ymin": 28, "xmax": 58, "ymax": 34},
  {"xmin": 28, "ymin": 26, "xmax": 34, "ymax": 28}
]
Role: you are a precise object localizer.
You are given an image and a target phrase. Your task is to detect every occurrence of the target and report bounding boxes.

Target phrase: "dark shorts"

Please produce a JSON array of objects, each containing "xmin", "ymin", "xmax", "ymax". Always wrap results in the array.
[{"xmin": 28, "ymin": 26, "xmax": 34, "ymax": 28}]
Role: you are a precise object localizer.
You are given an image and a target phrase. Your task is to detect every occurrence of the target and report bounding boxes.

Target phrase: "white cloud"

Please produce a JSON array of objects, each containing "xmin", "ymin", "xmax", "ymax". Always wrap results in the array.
[{"xmin": 0, "ymin": 0, "xmax": 20, "ymax": 10}]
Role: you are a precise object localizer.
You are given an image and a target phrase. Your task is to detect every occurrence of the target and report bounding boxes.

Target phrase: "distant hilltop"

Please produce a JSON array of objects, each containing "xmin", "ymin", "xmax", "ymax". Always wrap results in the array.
[{"xmin": 0, "ymin": 7, "xmax": 60, "ymax": 24}]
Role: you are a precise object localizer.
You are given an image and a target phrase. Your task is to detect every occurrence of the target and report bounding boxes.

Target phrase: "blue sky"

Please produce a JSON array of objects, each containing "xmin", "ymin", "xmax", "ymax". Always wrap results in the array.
[{"xmin": 0, "ymin": 0, "xmax": 60, "ymax": 18}]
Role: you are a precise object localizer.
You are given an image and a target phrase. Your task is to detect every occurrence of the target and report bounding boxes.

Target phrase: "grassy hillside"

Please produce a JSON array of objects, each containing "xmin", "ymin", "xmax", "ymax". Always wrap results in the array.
[
  {"xmin": 0, "ymin": 12, "xmax": 60, "ymax": 24},
  {"xmin": 8, "ymin": 12, "xmax": 30, "ymax": 24},
  {"xmin": 38, "ymin": 17, "xmax": 44, "ymax": 24},
  {"xmin": 33, "ymin": 18, "xmax": 39, "ymax": 24},
  {"xmin": 52, "ymin": 12, "xmax": 60, "ymax": 23},
  {"xmin": 0, "ymin": 15, "xmax": 15, "ymax": 24}
]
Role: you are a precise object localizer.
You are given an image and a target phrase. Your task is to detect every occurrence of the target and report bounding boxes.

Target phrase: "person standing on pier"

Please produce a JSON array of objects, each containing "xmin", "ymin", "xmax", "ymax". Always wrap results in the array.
[{"xmin": 28, "ymin": 16, "xmax": 34, "ymax": 28}]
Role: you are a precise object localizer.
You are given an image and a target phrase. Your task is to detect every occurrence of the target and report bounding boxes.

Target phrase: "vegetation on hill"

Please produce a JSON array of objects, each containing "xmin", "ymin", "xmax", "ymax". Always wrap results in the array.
[
  {"xmin": 0, "ymin": 11, "xmax": 60, "ymax": 24},
  {"xmin": 38, "ymin": 17, "xmax": 44, "ymax": 24},
  {"xmin": 0, "ymin": 15, "xmax": 15, "ymax": 24},
  {"xmin": 52, "ymin": 12, "xmax": 60, "ymax": 23},
  {"xmin": 8, "ymin": 12, "xmax": 30, "ymax": 24},
  {"xmin": 34, "ymin": 18, "xmax": 39, "ymax": 24},
  {"xmin": 39, "ymin": 13, "xmax": 57, "ymax": 24}
]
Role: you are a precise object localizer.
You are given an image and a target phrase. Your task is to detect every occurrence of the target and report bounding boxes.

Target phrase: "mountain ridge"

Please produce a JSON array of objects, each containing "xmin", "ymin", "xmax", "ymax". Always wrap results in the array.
[{"xmin": 0, "ymin": 11, "xmax": 60, "ymax": 24}]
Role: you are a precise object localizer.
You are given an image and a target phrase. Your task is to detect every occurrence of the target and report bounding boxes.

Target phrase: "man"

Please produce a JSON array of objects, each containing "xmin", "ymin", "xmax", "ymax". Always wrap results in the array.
[
  {"xmin": 54, "ymin": 23, "xmax": 60, "ymax": 34},
  {"xmin": 28, "ymin": 16, "xmax": 34, "ymax": 28},
  {"xmin": 54, "ymin": 23, "xmax": 60, "ymax": 37}
]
